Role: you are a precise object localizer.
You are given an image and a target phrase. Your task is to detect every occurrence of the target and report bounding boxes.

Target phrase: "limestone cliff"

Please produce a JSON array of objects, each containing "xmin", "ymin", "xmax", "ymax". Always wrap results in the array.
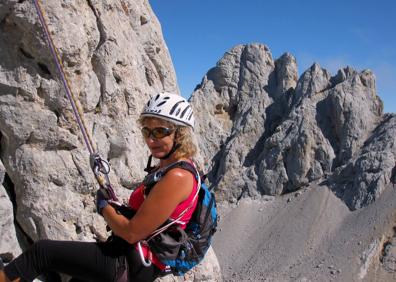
[{"xmin": 0, "ymin": 1, "xmax": 220, "ymax": 281}]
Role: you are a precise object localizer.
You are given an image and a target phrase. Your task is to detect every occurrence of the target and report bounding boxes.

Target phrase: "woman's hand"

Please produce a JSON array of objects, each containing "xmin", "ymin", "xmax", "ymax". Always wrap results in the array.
[{"xmin": 96, "ymin": 188, "xmax": 111, "ymax": 216}]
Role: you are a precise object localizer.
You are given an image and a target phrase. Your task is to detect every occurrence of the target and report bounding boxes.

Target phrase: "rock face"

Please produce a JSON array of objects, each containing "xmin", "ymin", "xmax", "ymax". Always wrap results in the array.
[
  {"xmin": 0, "ymin": 0, "xmax": 171, "ymax": 242},
  {"xmin": 192, "ymin": 44, "xmax": 278, "ymax": 201},
  {"xmin": 154, "ymin": 247, "xmax": 222, "ymax": 282},
  {"xmin": 191, "ymin": 43, "xmax": 393, "ymax": 211},
  {"xmin": 0, "ymin": 0, "xmax": 220, "ymax": 279},
  {"xmin": 329, "ymin": 113, "xmax": 396, "ymax": 209},
  {"xmin": 0, "ymin": 159, "xmax": 21, "ymax": 259}
]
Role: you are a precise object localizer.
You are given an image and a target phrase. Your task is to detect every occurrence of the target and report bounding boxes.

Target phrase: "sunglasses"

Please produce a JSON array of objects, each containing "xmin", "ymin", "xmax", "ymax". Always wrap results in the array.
[{"xmin": 141, "ymin": 127, "xmax": 174, "ymax": 139}]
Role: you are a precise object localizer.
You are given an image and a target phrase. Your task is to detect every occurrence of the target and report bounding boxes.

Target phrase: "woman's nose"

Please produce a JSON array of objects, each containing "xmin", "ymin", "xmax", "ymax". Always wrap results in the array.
[{"xmin": 145, "ymin": 137, "xmax": 157, "ymax": 145}]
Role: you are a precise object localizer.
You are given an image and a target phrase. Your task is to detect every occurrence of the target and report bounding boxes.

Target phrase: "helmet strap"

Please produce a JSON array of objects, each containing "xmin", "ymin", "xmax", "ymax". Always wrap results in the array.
[
  {"xmin": 144, "ymin": 155, "xmax": 156, "ymax": 173},
  {"xmin": 159, "ymin": 127, "xmax": 180, "ymax": 160},
  {"xmin": 159, "ymin": 142, "xmax": 181, "ymax": 160}
]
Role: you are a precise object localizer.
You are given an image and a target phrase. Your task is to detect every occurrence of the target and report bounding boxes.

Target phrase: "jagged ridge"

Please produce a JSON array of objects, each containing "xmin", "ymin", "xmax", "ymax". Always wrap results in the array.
[{"xmin": 191, "ymin": 43, "xmax": 394, "ymax": 211}]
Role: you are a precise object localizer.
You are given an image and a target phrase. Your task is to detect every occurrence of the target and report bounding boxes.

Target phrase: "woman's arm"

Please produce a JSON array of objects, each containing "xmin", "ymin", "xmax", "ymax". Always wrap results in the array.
[{"xmin": 102, "ymin": 168, "xmax": 194, "ymax": 244}]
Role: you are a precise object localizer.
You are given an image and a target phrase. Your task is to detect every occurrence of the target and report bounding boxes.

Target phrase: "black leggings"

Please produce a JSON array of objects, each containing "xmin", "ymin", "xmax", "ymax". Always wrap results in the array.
[{"xmin": 4, "ymin": 238, "xmax": 161, "ymax": 282}]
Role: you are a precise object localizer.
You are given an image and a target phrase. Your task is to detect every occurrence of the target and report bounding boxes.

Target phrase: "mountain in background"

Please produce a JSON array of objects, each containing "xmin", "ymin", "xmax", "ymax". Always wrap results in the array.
[{"xmin": 191, "ymin": 43, "xmax": 396, "ymax": 281}]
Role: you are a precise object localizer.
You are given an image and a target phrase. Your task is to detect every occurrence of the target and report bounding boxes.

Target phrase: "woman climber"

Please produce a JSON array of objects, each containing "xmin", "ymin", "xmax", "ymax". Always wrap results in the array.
[{"xmin": 0, "ymin": 92, "xmax": 200, "ymax": 282}]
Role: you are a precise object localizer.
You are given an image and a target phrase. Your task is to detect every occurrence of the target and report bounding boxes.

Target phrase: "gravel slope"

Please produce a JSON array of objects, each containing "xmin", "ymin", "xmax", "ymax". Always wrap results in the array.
[{"xmin": 213, "ymin": 183, "xmax": 396, "ymax": 281}]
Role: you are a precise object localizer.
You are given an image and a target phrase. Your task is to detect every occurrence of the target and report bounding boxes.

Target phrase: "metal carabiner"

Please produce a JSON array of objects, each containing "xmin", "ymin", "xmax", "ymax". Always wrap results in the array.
[
  {"xmin": 90, "ymin": 154, "xmax": 110, "ymax": 184},
  {"xmin": 89, "ymin": 153, "xmax": 119, "ymax": 203},
  {"xmin": 137, "ymin": 241, "xmax": 152, "ymax": 267},
  {"xmin": 91, "ymin": 153, "xmax": 110, "ymax": 175}
]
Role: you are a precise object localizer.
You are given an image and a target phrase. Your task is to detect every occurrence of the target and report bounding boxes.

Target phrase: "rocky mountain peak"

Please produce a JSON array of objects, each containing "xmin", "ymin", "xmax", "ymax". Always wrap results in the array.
[
  {"xmin": 192, "ymin": 43, "xmax": 393, "ymax": 211},
  {"xmin": 274, "ymin": 52, "xmax": 298, "ymax": 95}
]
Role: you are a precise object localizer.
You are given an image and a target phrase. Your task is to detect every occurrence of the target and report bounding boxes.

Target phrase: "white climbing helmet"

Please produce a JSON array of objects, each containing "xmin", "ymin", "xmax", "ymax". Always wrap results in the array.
[{"xmin": 141, "ymin": 92, "xmax": 195, "ymax": 128}]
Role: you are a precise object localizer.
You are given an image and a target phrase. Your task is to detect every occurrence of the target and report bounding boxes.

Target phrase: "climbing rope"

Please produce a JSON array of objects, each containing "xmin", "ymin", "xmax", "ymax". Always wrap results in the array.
[
  {"xmin": 33, "ymin": 0, "xmax": 119, "ymax": 203},
  {"xmin": 33, "ymin": 0, "xmax": 95, "ymax": 155}
]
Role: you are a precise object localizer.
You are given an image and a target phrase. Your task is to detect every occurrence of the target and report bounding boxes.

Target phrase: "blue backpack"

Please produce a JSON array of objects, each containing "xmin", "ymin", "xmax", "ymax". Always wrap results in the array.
[{"xmin": 143, "ymin": 161, "xmax": 218, "ymax": 276}]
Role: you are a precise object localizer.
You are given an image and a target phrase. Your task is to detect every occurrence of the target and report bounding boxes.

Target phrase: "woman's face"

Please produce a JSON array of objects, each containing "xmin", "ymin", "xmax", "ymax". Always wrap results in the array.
[{"xmin": 141, "ymin": 118, "xmax": 176, "ymax": 159}]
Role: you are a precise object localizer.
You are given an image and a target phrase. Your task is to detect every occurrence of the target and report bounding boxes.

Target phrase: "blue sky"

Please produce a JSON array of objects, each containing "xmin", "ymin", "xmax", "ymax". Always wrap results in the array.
[{"xmin": 150, "ymin": 0, "xmax": 396, "ymax": 113}]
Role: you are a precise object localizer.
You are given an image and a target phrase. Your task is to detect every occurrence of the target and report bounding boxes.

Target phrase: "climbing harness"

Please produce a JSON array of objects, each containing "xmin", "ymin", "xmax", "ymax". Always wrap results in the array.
[{"xmin": 32, "ymin": 0, "xmax": 119, "ymax": 204}]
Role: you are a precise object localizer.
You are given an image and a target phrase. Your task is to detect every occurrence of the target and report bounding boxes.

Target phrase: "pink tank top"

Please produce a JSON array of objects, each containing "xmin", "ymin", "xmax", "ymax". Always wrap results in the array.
[{"xmin": 128, "ymin": 169, "xmax": 198, "ymax": 269}]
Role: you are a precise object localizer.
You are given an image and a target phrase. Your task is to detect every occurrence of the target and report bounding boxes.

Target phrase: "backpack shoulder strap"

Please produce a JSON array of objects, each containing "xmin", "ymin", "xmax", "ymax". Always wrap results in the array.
[
  {"xmin": 155, "ymin": 160, "xmax": 199, "ymax": 181},
  {"xmin": 168, "ymin": 161, "xmax": 199, "ymax": 179},
  {"xmin": 143, "ymin": 160, "xmax": 199, "ymax": 195}
]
